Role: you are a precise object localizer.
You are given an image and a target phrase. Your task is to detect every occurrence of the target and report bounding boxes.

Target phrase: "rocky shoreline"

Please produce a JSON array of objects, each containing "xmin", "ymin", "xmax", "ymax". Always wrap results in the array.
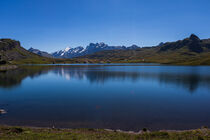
[{"xmin": 0, "ymin": 65, "xmax": 18, "ymax": 71}]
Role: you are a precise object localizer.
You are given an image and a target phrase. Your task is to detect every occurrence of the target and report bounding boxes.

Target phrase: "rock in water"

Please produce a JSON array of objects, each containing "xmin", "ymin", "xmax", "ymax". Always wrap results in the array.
[{"xmin": 0, "ymin": 109, "xmax": 7, "ymax": 114}]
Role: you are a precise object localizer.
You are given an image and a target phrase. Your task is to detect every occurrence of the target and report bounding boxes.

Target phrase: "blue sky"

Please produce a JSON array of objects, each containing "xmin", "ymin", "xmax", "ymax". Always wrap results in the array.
[{"xmin": 0, "ymin": 0, "xmax": 210, "ymax": 52}]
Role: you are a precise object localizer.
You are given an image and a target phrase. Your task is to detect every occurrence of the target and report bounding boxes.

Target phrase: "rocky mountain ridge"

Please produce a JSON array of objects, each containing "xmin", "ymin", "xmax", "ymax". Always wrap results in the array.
[{"xmin": 51, "ymin": 42, "xmax": 140, "ymax": 58}]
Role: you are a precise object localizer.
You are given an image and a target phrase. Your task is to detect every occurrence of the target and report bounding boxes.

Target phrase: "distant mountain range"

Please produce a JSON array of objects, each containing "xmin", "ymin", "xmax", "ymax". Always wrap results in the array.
[
  {"xmin": 28, "ymin": 48, "xmax": 53, "ymax": 58},
  {"xmin": 28, "ymin": 42, "xmax": 140, "ymax": 58},
  {"xmin": 1, "ymin": 34, "xmax": 210, "ymax": 65}
]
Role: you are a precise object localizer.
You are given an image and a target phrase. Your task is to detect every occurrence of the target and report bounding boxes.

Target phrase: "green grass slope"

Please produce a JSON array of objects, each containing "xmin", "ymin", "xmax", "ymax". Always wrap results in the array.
[
  {"xmin": 0, "ymin": 39, "xmax": 54, "ymax": 64},
  {"xmin": 81, "ymin": 34, "xmax": 210, "ymax": 65},
  {"xmin": 0, "ymin": 39, "xmax": 88, "ymax": 64}
]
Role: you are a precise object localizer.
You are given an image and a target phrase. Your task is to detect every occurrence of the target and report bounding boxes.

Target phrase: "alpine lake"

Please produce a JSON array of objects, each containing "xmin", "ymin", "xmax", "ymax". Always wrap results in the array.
[{"xmin": 0, "ymin": 64, "xmax": 210, "ymax": 131}]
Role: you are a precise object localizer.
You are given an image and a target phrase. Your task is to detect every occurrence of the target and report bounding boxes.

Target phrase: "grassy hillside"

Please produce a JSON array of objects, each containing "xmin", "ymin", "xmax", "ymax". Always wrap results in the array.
[
  {"xmin": 0, "ymin": 125, "xmax": 209, "ymax": 140},
  {"xmin": 0, "ymin": 39, "xmax": 54, "ymax": 64},
  {"xmin": 81, "ymin": 34, "xmax": 210, "ymax": 65},
  {"xmin": 0, "ymin": 39, "xmax": 90, "ymax": 65}
]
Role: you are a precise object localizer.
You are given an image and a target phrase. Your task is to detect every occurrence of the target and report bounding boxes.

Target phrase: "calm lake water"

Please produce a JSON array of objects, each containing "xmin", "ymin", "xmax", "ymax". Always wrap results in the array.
[{"xmin": 0, "ymin": 64, "xmax": 210, "ymax": 131}]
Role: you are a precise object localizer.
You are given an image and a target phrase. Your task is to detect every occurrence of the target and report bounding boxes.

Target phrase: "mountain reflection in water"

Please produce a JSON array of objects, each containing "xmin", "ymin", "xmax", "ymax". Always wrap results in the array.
[
  {"xmin": 1, "ymin": 65, "xmax": 210, "ymax": 93},
  {"xmin": 0, "ymin": 64, "xmax": 210, "ymax": 131}
]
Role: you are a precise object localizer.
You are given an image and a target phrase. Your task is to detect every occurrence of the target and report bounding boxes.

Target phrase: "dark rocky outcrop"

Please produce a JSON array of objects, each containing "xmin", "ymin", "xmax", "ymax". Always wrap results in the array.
[
  {"xmin": 159, "ymin": 34, "xmax": 203, "ymax": 53},
  {"xmin": 0, "ymin": 39, "xmax": 20, "ymax": 51},
  {"xmin": 0, "ymin": 38, "xmax": 50, "ymax": 64},
  {"xmin": 0, "ymin": 60, "xmax": 6, "ymax": 65}
]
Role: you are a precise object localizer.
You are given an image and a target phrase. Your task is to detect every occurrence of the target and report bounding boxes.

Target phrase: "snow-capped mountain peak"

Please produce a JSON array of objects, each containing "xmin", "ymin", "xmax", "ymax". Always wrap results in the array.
[
  {"xmin": 52, "ymin": 46, "xmax": 86, "ymax": 58},
  {"xmin": 51, "ymin": 43, "xmax": 140, "ymax": 58},
  {"xmin": 64, "ymin": 47, "xmax": 71, "ymax": 52}
]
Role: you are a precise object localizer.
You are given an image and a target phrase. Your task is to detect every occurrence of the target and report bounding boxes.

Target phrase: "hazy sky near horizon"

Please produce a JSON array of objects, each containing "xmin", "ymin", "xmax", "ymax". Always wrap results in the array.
[{"xmin": 0, "ymin": 0, "xmax": 210, "ymax": 52}]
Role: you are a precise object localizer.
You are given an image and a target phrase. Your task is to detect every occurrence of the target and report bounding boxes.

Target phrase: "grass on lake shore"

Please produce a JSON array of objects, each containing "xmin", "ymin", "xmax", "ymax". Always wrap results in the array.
[{"xmin": 0, "ymin": 125, "xmax": 209, "ymax": 140}]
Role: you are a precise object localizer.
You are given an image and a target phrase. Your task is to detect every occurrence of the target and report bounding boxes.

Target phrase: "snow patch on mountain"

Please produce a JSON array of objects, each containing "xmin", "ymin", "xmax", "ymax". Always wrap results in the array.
[{"xmin": 51, "ymin": 43, "xmax": 140, "ymax": 58}]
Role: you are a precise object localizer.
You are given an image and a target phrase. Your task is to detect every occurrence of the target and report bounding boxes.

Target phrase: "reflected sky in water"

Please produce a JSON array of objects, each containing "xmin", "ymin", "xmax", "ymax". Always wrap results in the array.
[{"xmin": 0, "ymin": 64, "xmax": 210, "ymax": 131}]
